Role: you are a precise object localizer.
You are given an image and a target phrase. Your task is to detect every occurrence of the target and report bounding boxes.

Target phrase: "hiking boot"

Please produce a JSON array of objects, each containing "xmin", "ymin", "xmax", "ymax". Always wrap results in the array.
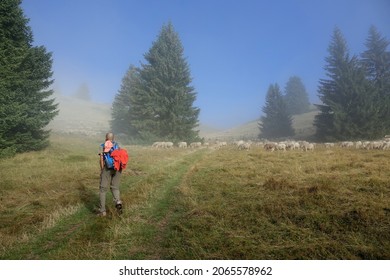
[
  {"xmin": 97, "ymin": 211, "xmax": 106, "ymax": 217},
  {"xmin": 115, "ymin": 201, "xmax": 123, "ymax": 215}
]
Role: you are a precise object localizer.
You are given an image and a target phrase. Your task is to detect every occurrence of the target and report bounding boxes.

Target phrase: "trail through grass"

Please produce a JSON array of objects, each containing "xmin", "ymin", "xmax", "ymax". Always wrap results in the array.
[
  {"xmin": 1, "ymin": 134, "xmax": 389, "ymax": 259},
  {"xmin": 0, "ymin": 136, "xmax": 209, "ymax": 259}
]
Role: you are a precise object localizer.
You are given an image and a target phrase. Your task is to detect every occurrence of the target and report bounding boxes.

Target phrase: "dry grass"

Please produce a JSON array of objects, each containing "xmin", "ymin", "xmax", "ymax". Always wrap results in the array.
[
  {"xmin": 165, "ymin": 146, "xmax": 390, "ymax": 259},
  {"xmin": 1, "ymin": 135, "xmax": 389, "ymax": 259},
  {"xmin": 0, "ymin": 134, "xmax": 101, "ymax": 255}
]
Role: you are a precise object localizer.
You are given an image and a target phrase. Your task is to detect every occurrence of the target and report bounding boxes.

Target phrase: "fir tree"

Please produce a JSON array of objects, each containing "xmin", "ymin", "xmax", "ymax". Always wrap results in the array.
[
  {"xmin": 284, "ymin": 76, "xmax": 310, "ymax": 115},
  {"xmin": 0, "ymin": 0, "xmax": 58, "ymax": 157},
  {"xmin": 111, "ymin": 66, "xmax": 140, "ymax": 138},
  {"xmin": 361, "ymin": 26, "xmax": 390, "ymax": 135},
  {"xmin": 117, "ymin": 22, "xmax": 200, "ymax": 143},
  {"xmin": 259, "ymin": 83, "xmax": 294, "ymax": 139},
  {"xmin": 144, "ymin": 22, "xmax": 200, "ymax": 142},
  {"xmin": 314, "ymin": 27, "xmax": 379, "ymax": 141}
]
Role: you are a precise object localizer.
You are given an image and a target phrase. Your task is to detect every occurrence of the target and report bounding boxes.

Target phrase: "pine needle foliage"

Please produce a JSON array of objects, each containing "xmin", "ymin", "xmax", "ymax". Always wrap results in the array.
[
  {"xmin": 361, "ymin": 26, "xmax": 390, "ymax": 135},
  {"xmin": 111, "ymin": 22, "xmax": 200, "ymax": 144},
  {"xmin": 259, "ymin": 83, "xmax": 294, "ymax": 139},
  {"xmin": 284, "ymin": 76, "xmax": 310, "ymax": 115},
  {"xmin": 0, "ymin": 0, "xmax": 58, "ymax": 157},
  {"xmin": 315, "ymin": 27, "xmax": 390, "ymax": 141},
  {"xmin": 111, "ymin": 66, "xmax": 140, "ymax": 139}
]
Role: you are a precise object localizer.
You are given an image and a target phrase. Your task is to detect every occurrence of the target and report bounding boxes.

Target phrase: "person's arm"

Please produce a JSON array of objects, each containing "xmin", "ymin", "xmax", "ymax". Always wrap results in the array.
[
  {"xmin": 99, "ymin": 154, "xmax": 104, "ymax": 170},
  {"xmin": 99, "ymin": 145, "xmax": 105, "ymax": 170}
]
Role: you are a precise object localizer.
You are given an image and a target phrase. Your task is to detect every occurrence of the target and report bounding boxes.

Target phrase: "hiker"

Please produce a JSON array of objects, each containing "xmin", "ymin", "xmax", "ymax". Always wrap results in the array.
[{"xmin": 97, "ymin": 132, "xmax": 123, "ymax": 216}]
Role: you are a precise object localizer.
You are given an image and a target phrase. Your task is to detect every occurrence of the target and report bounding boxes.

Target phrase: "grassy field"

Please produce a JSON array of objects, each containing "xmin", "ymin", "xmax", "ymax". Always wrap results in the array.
[{"xmin": 0, "ymin": 134, "xmax": 389, "ymax": 259}]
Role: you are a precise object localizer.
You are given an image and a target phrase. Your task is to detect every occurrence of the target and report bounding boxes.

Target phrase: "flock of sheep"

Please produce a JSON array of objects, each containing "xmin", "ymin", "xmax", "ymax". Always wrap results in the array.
[
  {"xmin": 151, "ymin": 137, "xmax": 390, "ymax": 151},
  {"xmin": 336, "ymin": 140, "xmax": 390, "ymax": 150}
]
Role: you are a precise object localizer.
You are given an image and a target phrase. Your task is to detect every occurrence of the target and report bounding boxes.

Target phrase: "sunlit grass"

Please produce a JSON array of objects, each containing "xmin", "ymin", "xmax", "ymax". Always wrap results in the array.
[
  {"xmin": 1, "ymin": 135, "xmax": 389, "ymax": 259},
  {"xmin": 165, "ymin": 146, "xmax": 390, "ymax": 259}
]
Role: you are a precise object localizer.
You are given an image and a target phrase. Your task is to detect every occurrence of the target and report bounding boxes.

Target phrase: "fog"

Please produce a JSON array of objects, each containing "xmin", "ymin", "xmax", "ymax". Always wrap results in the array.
[{"xmin": 48, "ymin": 93, "xmax": 111, "ymax": 136}]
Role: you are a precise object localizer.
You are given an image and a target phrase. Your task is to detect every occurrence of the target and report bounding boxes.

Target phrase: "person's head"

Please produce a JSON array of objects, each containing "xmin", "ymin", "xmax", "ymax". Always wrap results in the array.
[{"xmin": 105, "ymin": 132, "xmax": 114, "ymax": 141}]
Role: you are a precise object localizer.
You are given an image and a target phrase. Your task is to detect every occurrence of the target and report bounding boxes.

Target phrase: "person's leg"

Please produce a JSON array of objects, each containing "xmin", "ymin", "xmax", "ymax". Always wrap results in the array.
[
  {"xmin": 99, "ymin": 168, "xmax": 111, "ymax": 214},
  {"xmin": 110, "ymin": 170, "xmax": 122, "ymax": 211}
]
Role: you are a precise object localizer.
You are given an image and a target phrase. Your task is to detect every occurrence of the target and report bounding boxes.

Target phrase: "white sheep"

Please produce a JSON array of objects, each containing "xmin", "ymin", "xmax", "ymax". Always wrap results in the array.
[
  {"xmin": 263, "ymin": 142, "xmax": 277, "ymax": 152},
  {"xmin": 355, "ymin": 141, "xmax": 363, "ymax": 149},
  {"xmin": 152, "ymin": 141, "xmax": 173, "ymax": 148},
  {"xmin": 362, "ymin": 141, "xmax": 371, "ymax": 149},
  {"xmin": 215, "ymin": 141, "xmax": 227, "ymax": 149},
  {"xmin": 340, "ymin": 141, "xmax": 354, "ymax": 148},
  {"xmin": 382, "ymin": 141, "xmax": 390, "ymax": 150},
  {"xmin": 238, "ymin": 142, "xmax": 251, "ymax": 150},
  {"xmin": 367, "ymin": 141, "xmax": 383, "ymax": 150},
  {"xmin": 276, "ymin": 143, "xmax": 286, "ymax": 151},
  {"xmin": 190, "ymin": 142, "xmax": 202, "ymax": 148},
  {"xmin": 178, "ymin": 142, "xmax": 187, "ymax": 148},
  {"xmin": 324, "ymin": 142, "xmax": 335, "ymax": 149},
  {"xmin": 284, "ymin": 141, "xmax": 298, "ymax": 150},
  {"xmin": 234, "ymin": 140, "xmax": 245, "ymax": 147},
  {"xmin": 152, "ymin": 141, "xmax": 163, "ymax": 148},
  {"xmin": 300, "ymin": 141, "xmax": 314, "ymax": 151},
  {"xmin": 165, "ymin": 142, "xmax": 174, "ymax": 148}
]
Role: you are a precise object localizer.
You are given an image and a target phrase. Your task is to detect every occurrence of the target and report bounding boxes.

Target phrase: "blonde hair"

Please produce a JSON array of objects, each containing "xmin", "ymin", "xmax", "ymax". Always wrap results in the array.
[{"xmin": 105, "ymin": 132, "xmax": 114, "ymax": 141}]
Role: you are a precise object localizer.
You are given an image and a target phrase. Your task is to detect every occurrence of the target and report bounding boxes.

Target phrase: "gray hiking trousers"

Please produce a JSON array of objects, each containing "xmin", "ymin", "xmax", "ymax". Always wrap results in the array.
[{"xmin": 99, "ymin": 167, "xmax": 122, "ymax": 213}]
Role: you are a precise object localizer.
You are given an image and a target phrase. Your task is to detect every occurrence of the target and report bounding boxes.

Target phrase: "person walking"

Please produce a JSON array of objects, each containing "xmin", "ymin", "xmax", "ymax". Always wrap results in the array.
[{"xmin": 97, "ymin": 132, "xmax": 123, "ymax": 216}]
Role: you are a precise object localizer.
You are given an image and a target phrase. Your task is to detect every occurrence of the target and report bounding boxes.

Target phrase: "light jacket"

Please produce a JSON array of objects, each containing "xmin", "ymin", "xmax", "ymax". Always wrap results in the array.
[{"xmin": 110, "ymin": 149, "xmax": 129, "ymax": 171}]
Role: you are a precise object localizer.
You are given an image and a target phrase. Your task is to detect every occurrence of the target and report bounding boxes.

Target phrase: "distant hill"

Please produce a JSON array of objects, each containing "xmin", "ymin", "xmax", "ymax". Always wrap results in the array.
[
  {"xmin": 291, "ymin": 109, "xmax": 318, "ymax": 140},
  {"xmin": 198, "ymin": 123, "xmax": 223, "ymax": 138},
  {"xmin": 48, "ymin": 95, "xmax": 319, "ymax": 141},
  {"xmin": 47, "ymin": 94, "xmax": 111, "ymax": 136},
  {"xmin": 201, "ymin": 109, "xmax": 319, "ymax": 141}
]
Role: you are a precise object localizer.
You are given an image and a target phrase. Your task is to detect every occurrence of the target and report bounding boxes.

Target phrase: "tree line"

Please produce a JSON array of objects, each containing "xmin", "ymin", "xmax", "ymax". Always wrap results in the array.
[{"xmin": 261, "ymin": 26, "xmax": 390, "ymax": 141}]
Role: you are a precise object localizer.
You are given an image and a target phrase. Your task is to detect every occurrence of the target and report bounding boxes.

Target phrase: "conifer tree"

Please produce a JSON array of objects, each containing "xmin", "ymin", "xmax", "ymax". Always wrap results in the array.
[
  {"xmin": 0, "ymin": 0, "xmax": 58, "ymax": 157},
  {"xmin": 314, "ymin": 27, "xmax": 379, "ymax": 141},
  {"xmin": 284, "ymin": 76, "xmax": 310, "ymax": 115},
  {"xmin": 361, "ymin": 26, "xmax": 390, "ymax": 135},
  {"xmin": 259, "ymin": 83, "xmax": 294, "ymax": 139},
  {"xmin": 113, "ymin": 22, "xmax": 200, "ymax": 143},
  {"xmin": 111, "ymin": 66, "xmax": 140, "ymax": 138}
]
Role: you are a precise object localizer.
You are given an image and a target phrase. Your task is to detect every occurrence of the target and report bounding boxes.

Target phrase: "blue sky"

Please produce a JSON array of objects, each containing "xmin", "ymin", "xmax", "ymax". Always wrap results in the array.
[{"xmin": 21, "ymin": 0, "xmax": 390, "ymax": 129}]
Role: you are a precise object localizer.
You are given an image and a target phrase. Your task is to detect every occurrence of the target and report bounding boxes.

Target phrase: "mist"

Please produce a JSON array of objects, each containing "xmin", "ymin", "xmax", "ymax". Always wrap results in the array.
[{"xmin": 48, "ymin": 92, "xmax": 111, "ymax": 136}]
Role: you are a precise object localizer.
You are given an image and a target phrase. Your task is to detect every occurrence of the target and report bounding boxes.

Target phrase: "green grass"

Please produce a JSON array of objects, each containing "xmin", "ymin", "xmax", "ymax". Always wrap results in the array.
[{"xmin": 0, "ymin": 134, "xmax": 389, "ymax": 259}]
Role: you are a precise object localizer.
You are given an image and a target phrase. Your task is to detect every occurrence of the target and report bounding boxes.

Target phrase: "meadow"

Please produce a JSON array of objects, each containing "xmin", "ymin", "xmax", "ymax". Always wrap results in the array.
[{"xmin": 0, "ymin": 134, "xmax": 389, "ymax": 259}]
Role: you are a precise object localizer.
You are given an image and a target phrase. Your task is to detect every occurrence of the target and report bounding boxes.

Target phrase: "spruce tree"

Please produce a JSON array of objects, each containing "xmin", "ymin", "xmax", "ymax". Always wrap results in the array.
[
  {"xmin": 111, "ymin": 66, "xmax": 140, "ymax": 138},
  {"xmin": 259, "ymin": 83, "xmax": 294, "ymax": 139},
  {"xmin": 284, "ymin": 76, "xmax": 310, "ymax": 115},
  {"xmin": 361, "ymin": 26, "xmax": 390, "ymax": 135},
  {"xmin": 0, "ymin": 0, "xmax": 58, "ymax": 157},
  {"xmin": 117, "ymin": 22, "xmax": 200, "ymax": 143},
  {"xmin": 314, "ymin": 27, "xmax": 379, "ymax": 141}
]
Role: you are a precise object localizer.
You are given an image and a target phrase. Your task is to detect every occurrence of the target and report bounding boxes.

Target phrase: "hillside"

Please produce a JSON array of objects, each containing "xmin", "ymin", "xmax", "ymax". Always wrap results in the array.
[
  {"xmin": 201, "ymin": 109, "xmax": 319, "ymax": 141},
  {"xmin": 48, "ymin": 95, "xmax": 319, "ymax": 141},
  {"xmin": 47, "ymin": 94, "xmax": 111, "ymax": 136}
]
